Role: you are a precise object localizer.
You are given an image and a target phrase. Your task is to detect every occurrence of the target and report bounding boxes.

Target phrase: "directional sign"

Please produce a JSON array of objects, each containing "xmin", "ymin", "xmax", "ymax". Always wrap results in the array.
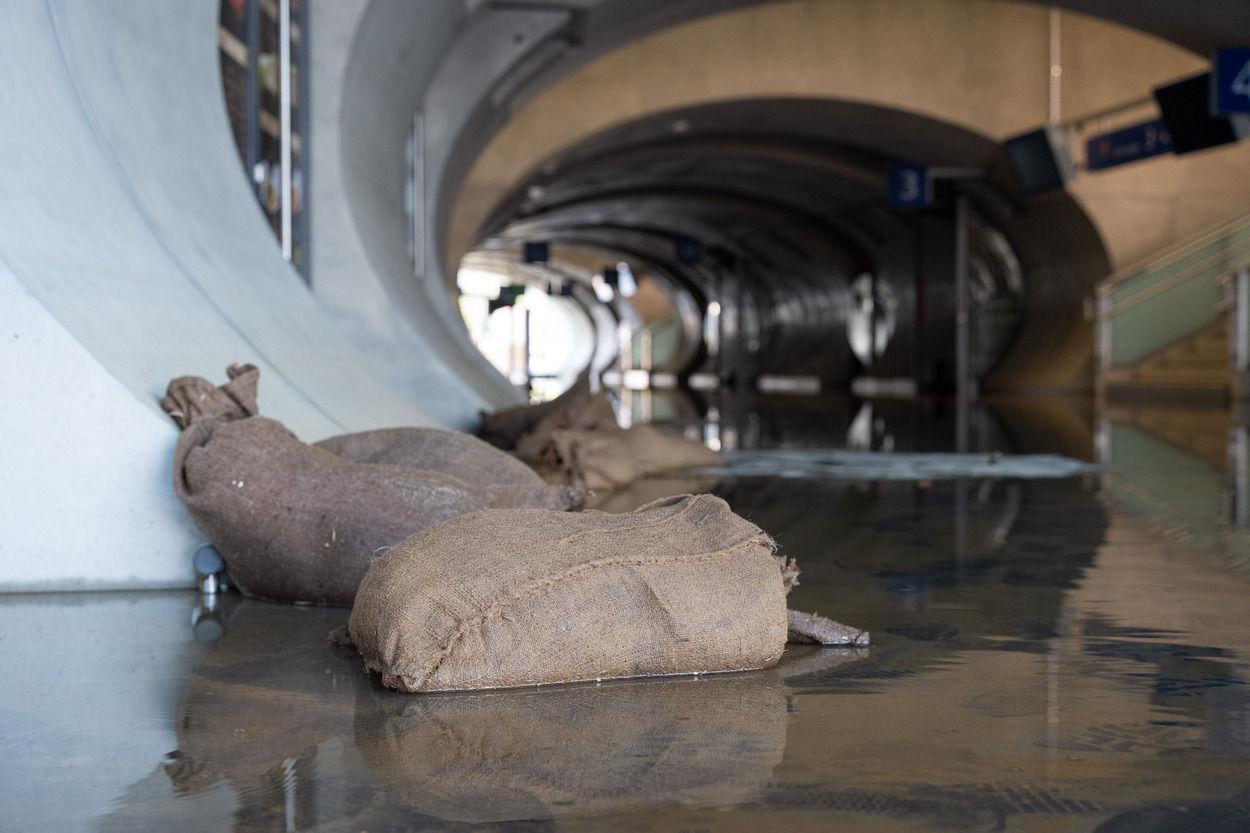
[
  {"xmin": 1213, "ymin": 48, "xmax": 1250, "ymax": 115},
  {"xmin": 887, "ymin": 164, "xmax": 931, "ymax": 207},
  {"xmin": 1086, "ymin": 118, "xmax": 1172, "ymax": 171},
  {"xmin": 522, "ymin": 241, "xmax": 549, "ymax": 264}
]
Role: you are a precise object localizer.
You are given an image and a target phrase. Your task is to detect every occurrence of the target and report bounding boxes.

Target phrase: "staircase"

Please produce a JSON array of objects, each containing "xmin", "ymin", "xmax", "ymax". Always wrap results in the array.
[{"xmin": 1098, "ymin": 211, "xmax": 1250, "ymax": 406}]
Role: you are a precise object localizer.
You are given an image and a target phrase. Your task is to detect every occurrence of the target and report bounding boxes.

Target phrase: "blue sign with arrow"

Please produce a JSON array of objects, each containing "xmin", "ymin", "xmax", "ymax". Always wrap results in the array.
[{"xmin": 1086, "ymin": 118, "xmax": 1172, "ymax": 171}]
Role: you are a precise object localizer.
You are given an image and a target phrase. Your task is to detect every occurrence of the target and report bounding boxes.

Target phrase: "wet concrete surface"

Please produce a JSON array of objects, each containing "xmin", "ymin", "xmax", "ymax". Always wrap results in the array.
[{"xmin": 4, "ymin": 398, "xmax": 1250, "ymax": 831}]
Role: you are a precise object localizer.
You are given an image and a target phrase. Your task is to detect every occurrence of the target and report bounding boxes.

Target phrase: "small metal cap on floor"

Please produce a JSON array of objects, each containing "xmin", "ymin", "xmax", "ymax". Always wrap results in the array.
[{"xmin": 193, "ymin": 543, "xmax": 225, "ymax": 594}]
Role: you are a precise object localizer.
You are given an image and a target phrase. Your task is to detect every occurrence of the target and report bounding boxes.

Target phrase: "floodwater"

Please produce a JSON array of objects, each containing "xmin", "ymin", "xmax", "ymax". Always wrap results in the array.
[{"xmin": 5, "ymin": 396, "xmax": 1250, "ymax": 832}]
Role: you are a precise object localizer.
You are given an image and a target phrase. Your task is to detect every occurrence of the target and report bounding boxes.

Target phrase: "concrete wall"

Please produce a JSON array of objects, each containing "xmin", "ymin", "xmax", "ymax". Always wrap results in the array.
[{"xmin": 0, "ymin": 0, "xmax": 454, "ymax": 590}]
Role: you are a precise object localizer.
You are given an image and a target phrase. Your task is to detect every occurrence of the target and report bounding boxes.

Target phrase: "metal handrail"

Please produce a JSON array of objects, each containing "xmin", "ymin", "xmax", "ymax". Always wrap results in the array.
[
  {"xmin": 1102, "ymin": 232, "xmax": 1250, "ymax": 318},
  {"xmin": 1101, "ymin": 209, "xmax": 1250, "ymax": 298}
]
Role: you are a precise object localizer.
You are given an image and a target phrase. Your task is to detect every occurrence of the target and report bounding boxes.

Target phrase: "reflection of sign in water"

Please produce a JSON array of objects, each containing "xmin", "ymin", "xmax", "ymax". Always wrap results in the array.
[
  {"xmin": 1085, "ymin": 119, "xmax": 1172, "ymax": 171},
  {"xmin": 1213, "ymin": 48, "xmax": 1250, "ymax": 115}
]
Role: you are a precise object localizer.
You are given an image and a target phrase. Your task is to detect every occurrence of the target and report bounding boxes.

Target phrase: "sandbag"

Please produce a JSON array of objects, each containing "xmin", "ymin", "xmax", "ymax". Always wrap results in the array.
[
  {"xmin": 173, "ymin": 416, "xmax": 584, "ymax": 605},
  {"xmin": 314, "ymin": 426, "xmax": 542, "ymax": 488},
  {"xmin": 477, "ymin": 366, "xmax": 593, "ymax": 450},
  {"xmin": 161, "ymin": 363, "xmax": 259, "ymax": 428},
  {"xmin": 520, "ymin": 423, "xmax": 726, "ymax": 491},
  {"xmin": 346, "ymin": 493, "xmax": 867, "ymax": 692}
]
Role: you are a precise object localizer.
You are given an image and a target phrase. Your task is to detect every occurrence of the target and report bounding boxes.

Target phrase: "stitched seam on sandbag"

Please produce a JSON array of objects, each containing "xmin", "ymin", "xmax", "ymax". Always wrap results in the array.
[{"xmin": 412, "ymin": 535, "xmax": 774, "ymax": 689}]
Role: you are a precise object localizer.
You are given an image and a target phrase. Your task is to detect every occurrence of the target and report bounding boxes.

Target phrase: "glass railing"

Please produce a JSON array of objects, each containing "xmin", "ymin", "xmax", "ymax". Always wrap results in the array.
[{"xmin": 1098, "ymin": 210, "xmax": 1250, "ymax": 369}]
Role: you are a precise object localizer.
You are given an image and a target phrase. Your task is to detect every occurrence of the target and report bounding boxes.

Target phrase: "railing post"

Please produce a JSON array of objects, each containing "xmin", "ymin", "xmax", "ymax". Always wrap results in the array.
[
  {"xmin": 1233, "ymin": 267, "xmax": 1250, "ymax": 401},
  {"xmin": 955, "ymin": 195, "xmax": 971, "ymax": 454}
]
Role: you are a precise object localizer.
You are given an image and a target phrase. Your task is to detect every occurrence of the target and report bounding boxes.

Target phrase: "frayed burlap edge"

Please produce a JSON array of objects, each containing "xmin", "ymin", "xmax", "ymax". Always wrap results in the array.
[{"xmin": 787, "ymin": 609, "xmax": 870, "ymax": 646}]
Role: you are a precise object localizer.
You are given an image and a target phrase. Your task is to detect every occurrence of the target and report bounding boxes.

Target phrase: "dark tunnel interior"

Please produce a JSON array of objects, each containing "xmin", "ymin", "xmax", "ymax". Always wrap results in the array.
[{"xmin": 462, "ymin": 98, "xmax": 1111, "ymax": 400}]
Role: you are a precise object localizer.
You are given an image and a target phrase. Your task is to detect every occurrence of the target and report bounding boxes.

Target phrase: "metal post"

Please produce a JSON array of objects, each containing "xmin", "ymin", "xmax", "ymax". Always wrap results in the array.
[
  {"xmin": 278, "ymin": 0, "xmax": 292, "ymax": 261},
  {"xmin": 1230, "ymin": 424, "xmax": 1248, "ymax": 526},
  {"xmin": 955, "ymin": 195, "xmax": 971, "ymax": 453},
  {"xmin": 412, "ymin": 112, "xmax": 426, "ymax": 279},
  {"xmin": 1048, "ymin": 7, "xmax": 1062, "ymax": 125},
  {"xmin": 1235, "ymin": 268, "xmax": 1250, "ymax": 376}
]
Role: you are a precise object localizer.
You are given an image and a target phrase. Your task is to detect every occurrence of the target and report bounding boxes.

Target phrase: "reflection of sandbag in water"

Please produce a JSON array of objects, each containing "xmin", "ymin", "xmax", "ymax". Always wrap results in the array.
[
  {"xmin": 354, "ymin": 647, "xmax": 866, "ymax": 823},
  {"xmin": 165, "ymin": 600, "xmax": 357, "ymax": 794},
  {"xmin": 478, "ymin": 366, "xmax": 593, "ymax": 450},
  {"xmin": 313, "ymin": 426, "xmax": 543, "ymax": 488},
  {"xmin": 164, "ymin": 367, "xmax": 583, "ymax": 605},
  {"xmin": 521, "ymin": 424, "xmax": 727, "ymax": 491},
  {"xmin": 346, "ymin": 493, "xmax": 868, "ymax": 692}
]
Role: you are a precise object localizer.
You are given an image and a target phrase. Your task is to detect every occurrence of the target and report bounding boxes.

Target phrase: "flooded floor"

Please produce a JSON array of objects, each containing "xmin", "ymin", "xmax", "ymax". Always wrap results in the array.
[{"xmin": 5, "ymin": 397, "xmax": 1250, "ymax": 832}]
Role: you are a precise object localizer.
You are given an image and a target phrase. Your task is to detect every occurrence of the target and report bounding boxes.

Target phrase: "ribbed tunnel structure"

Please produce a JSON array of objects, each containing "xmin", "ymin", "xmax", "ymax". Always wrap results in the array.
[
  {"xmin": 466, "ymin": 97, "xmax": 1107, "ymax": 394},
  {"xmin": 4, "ymin": 0, "xmax": 1250, "ymax": 590}
]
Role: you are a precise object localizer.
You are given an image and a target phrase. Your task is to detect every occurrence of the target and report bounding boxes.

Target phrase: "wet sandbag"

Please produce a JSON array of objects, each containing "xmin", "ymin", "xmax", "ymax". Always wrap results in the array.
[
  {"xmin": 521, "ymin": 423, "xmax": 726, "ymax": 491},
  {"xmin": 161, "ymin": 363, "xmax": 259, "ymax": 429},
  {"xmin": 346, "ymin": 493, "xmax": 865, "ymax": 692},
  {"xmin": 314, "ymin": 426, "xmax": 542, "ymax": 488},
  {"xmin": 173, "ymin": 416, "xmax": 584, "ymax": 605},
  {"xmin": 478, "ymin": 366, "xmax": 592, "ymax": 450}
]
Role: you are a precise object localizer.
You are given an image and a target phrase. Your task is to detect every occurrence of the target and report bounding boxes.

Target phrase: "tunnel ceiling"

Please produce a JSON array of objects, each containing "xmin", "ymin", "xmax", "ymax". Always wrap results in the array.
[
  {"xmin": 468, "ymin": 95, "xmax": 1107, "ymax": 390},
  {"xmin": 401, "ymin": 0, "xmax": 1227, "ymax": 394},
  {"xmin": 474, "ymin": 98, "xmax": 1020, "ymax": 299}
]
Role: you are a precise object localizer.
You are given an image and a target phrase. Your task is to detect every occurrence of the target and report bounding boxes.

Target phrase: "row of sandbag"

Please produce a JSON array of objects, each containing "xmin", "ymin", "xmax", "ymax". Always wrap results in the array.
[
  {"xmin": 164, "ymin": 366, "xmax": 866, "ymax": 693},
  {"xmin": 478, "ymin": 370, "xmax": 726, "ymax": 491},
  {"xmin": 164, "ymin": 365, "xmax": 583, "ymax": 605}
]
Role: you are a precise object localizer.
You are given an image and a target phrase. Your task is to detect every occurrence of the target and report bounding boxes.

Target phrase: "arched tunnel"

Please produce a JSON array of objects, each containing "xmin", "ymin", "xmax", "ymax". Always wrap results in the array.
[
  {"xmin": 4, "ymin": 0, "xmax": 1250, "ymax": 588},
  {"xmin": 461, "ymin": 97, "xmax": 1106, "ymax": 398}
]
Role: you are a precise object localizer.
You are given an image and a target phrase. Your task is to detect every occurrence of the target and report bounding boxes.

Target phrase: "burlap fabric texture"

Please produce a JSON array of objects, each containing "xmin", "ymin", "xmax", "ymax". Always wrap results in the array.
[
  {"xmin": 162, "ymin": 363, "xmax": 260, "ymax": 428},
  {"xmin": 477, "ymin": 366, "xmax": 592, "ymax": 450},
  {"xmin": 520, "ymin": 422, "xmax": 726, "ymax": 491},
  {"xmin": 314, "ymin": 426, "xmax": 541, "ymax": 488},
  {"xmin": 166, "ymin": 367, "xmax": 583, "ymax": 605},
  {"xmin": 346, "ymin": 493, "xmax": 867, "ymax": 692},
  {"xmin": 506, "ymin": 388, "xmax": 725, "ymax": 490}
]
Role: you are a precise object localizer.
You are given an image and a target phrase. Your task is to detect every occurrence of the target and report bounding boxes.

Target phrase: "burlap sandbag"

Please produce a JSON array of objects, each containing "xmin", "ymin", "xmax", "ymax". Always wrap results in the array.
[
  {"xmin": 314, "ymin": 426, "xmax": 542, "ymax": 488},
  {"xmin": 477, "ymin": 366, "xmax": 593, "ymax": 450},
  {"xmin": 173, "ymin": 416, "xmax": 584, "ymax": 605},
  {"xmin": 521, "ymin": 423, "xmax": 727, "ymax": 491},
  {"xmin": 346, "ymin": 493, "xmax": 867, "ymax": 692},
  {"xmin": 161, "ymin": 363, "xmax": 259, "ymax": 428}
]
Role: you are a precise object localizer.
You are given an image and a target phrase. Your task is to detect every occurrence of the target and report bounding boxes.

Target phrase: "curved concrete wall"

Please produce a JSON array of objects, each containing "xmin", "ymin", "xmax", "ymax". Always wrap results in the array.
[{"xmin": 0, "ymin": 0, "xmax": 447, "ymax": 590}]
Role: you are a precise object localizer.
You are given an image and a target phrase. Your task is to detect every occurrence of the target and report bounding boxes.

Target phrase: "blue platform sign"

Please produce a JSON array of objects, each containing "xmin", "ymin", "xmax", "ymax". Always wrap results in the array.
[
  {"xmin": 1213, "ymin": 48, "xmax": 1250, "ymax": 115},
  {"xmin": 1085, "ymin": 119, "xmax": 1172, "ymax": 171},
  {"xmin": 887, "ymin": 164, "xmax": 931, "ymax": 207}
]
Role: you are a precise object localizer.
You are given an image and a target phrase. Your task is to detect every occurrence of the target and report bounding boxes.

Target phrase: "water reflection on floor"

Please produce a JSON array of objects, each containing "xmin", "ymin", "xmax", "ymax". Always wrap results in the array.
[{"xmin": 5, "ymin": 396, "xmax": 1250, "ymax": 832}]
